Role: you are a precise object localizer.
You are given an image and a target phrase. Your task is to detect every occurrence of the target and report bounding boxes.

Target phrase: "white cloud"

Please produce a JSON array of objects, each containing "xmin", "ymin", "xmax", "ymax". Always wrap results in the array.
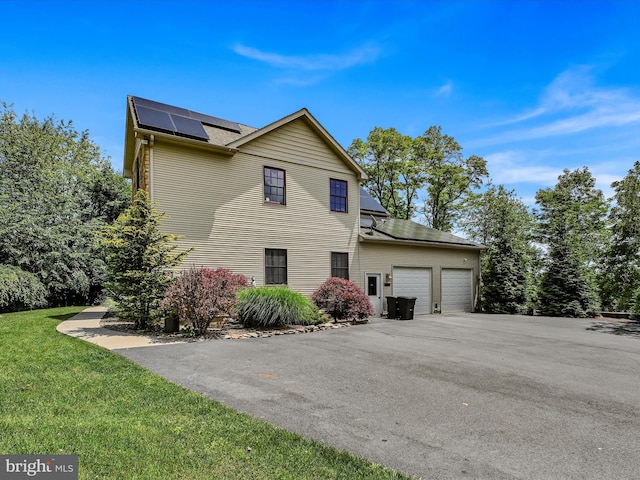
[
  {"xmin": 485, "ymin": 150, "xmax": 561, "ymax": 186},
  {"xmin": 481, "ymin": 65, "xmax": 640, "ymax": 144},
  {"xmin": 484, "ymin": 149, "xmax": 626, "ymax": 203},
  {"xmin": 435, "ymin": 80, "xmax": 453, "ymax": 97},
  {"xmin": 233, "ymin": 43, "xmax": 380, "ymax": 71}
]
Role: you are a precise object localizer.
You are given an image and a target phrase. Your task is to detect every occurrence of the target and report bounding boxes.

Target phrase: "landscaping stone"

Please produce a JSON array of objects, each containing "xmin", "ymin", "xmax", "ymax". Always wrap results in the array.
[{"xmin": 100, "ymin": 315, "xmax": 366, "ymax": 343}]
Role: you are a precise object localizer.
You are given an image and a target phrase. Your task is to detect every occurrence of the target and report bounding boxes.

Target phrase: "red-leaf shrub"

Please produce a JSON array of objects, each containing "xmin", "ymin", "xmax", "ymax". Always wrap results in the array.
[
  {"xmin": 161, "ymin": 267, "xmax": 248, "ymax": 335},
  {"xmin": 311, "ymin": 277, "xmax": 373, "ymax": 321}
]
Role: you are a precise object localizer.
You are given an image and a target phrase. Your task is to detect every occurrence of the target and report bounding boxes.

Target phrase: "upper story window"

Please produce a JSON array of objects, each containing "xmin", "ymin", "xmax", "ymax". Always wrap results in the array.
[
  {"xmin": 330, "ymin": 179, "xmax": 348, "ymax": 212},
  {"xmin": 264, "ymin": 167, "xmax": 286, "ymax": 205}
]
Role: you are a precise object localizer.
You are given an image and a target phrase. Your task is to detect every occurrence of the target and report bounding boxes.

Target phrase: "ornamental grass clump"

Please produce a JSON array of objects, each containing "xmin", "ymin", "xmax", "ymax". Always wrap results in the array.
[
  {"xmin": 161, "ymin": 267, "xmax": 248, "ymax": 335},
  {"xmin": 237, "ymin": 287, "xmax": 324, "ymax": 328},
  {"xmin": 312, "ymin": 277, "xmax": 373, "ymax": 322}
]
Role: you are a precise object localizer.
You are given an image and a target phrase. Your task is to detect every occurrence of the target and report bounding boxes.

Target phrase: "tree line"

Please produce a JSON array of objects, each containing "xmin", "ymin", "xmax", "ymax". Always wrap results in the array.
[
  {"xmin": 351, "ymin": 127, "xmax": 640, "ymax": 317},
  {"xmin": 0, "ymin": 102, "xmax": 130, "ymax": 311},
  {"xmin": 2, "ymin": 101, "xmax": 638, "ymax": 318}
]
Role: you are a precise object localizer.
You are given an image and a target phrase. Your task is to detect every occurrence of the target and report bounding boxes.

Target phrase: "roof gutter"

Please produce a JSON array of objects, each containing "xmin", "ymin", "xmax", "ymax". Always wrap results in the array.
[
  {"xmin": 358, "ymin": 234, "xmax": 486, "ymax": 251},
  {"xmin": 133, "ymin": 127, "xmax": 239, "ymax": 156}
]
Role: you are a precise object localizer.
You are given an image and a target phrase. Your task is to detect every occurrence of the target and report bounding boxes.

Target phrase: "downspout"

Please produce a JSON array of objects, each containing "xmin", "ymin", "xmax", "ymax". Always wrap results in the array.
[
  {"xmin": 133, "ymin": 137, "xmax": 148, "ymax": 197},
  {"xmin": 148, "ymin": 134, "xmax": 155, "ymax": 200},
  {"xmin": 476, "ymin": 249, "xmax": 483, "ymax": 312}
]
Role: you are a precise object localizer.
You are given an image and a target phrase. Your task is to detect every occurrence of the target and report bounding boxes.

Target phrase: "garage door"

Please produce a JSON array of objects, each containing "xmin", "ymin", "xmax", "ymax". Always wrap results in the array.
[
  {"xmin": 442, "ymin": 269, "xmax": 472, "ymax": 312},
  {"xmin": 393, "ymin": 267, "xmax": 432, "ymax": 315}
]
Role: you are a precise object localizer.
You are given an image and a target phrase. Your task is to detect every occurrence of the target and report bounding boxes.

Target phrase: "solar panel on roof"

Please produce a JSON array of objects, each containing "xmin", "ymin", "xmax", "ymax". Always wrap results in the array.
[
  {"xmin": 134, "ymin": 97, "xmax": 191, "ymax": 118},
  {"xmin": 189, "ymin": 111, "xmax": 242, "ymax": 133},
  {"xmin": 359, "ymin": 187, "xmax": 389, "ymax": 214},
  {"xmin": 131, "ymin": 96, "xmax": 241, "ymax": 138},
  {"xmin": 375, "ymin": 218, "xmax": 478, "ymax": 246},
  {"xmin": 170, "ymin": 114, "xmax": 209, "ymax": 140},
  {"xmin": 132, "ymin": 97, "xmax": 158, "ymax": 109},
  {"xmin": 135, "ymin": 105, "xmax": 176, "ymax": 133}
]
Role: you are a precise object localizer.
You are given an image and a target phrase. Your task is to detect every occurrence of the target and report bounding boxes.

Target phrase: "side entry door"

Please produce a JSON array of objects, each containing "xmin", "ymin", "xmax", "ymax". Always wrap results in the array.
[{"xmin": 366, "ymin": 273, "xmax": 382, "ymax": 316}]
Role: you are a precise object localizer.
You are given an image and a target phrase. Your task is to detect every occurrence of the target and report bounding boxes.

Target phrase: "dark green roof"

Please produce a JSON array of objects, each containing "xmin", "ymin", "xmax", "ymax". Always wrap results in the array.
[
  {"xmin": 360, "ymin": 187, "xmax": 389, "ymax": 215},
  {"xmin": 369, "ymin": 218, "xmax": 482, "ymax": 248}
]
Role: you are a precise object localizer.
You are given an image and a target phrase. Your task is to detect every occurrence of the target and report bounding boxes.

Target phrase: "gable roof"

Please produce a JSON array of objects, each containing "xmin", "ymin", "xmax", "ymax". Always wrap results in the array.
[
  {"xmin": 227, "ymin": 108, "xmax": 366, "ymax": 180},
  {"xmin": 124, "ymin": 96, "xmax": 366, "ymax": 180}
]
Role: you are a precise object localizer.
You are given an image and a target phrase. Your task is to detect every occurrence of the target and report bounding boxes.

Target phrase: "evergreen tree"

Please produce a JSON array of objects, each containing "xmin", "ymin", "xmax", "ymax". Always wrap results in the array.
[
  {"xmin": 601, "ymin": 161, "xmax": 640, "ymax": 312},
  {"xmin": 535, "ymin": 168, "xmax": 607, "ymax": 317},
  {"xmin": 483, "ymin": 237, "xmax": 528, "ymax": 314},
  {"xmin": 459, "ymin": 184, "xmax": 536, "ymax": 313},
  {"xmin": 539, "ymin": 239, "xmax": 598, "ymax": 317},
  {"xmin": 100, "ymin": 190, "xmax": 190, "ymax": 329}
]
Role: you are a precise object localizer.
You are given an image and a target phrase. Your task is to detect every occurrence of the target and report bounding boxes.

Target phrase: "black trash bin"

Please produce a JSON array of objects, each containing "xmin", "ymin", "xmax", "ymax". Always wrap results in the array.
[
  {"xmin": 397, "ymin": 296, "xmax": 417, "ymax": 320},
  {"xmin": 164, "ymin": 314, "xmax": 180, "ymax": 333},
  {"xmin": 385, "ymin": 296, "xmax": 398, "ymax": 319}
]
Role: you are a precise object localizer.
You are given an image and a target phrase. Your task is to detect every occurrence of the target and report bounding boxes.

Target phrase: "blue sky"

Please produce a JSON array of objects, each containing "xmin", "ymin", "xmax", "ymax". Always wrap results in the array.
[{"xmin": 2, "ymin": 0, "xmax": 640, "ymax": 206}]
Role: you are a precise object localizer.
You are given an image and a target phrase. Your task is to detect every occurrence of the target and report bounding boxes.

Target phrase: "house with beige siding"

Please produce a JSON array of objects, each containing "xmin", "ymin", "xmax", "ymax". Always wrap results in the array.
[{"xmin": 123, "ymin": 96, "xmax": 483, "ymax": 316}]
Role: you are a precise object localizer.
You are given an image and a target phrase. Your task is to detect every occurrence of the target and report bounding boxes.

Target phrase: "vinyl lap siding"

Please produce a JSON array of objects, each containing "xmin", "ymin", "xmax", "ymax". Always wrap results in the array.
[
  {"xmin": 151, "ymin": 121, "xmax": 359, "ymax": 296},
  {"xmin": 354, "ymin": 242, "xmax": 479, "ymax": 311},
  {"xmin": 239, "ymin": 119, "xmax": 350, "ymax": 174}
]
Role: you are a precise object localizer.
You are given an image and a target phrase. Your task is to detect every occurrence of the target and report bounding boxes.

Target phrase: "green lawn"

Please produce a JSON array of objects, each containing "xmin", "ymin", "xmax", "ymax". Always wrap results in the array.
[{"xmin": 0, "ymin": 307, "xmax": 409, "ymax": 479}]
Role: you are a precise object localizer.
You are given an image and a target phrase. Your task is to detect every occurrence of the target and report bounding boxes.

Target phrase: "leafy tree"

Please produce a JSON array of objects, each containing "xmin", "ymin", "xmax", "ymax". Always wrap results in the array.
[
  {"xmin": 349, "ymin": 125, "xmax": 487, "ymax": 229},
  {"xmin": 0, "ymin": 264, "xmax": 47, "ymax": 313},
  {"xmin": 100, "ymin": 190, "xmax": 189, "ymax": 329},
  {"xmin": 348, "ymin": 127, "xmax": 417, "ymax": 219},
  {"xmin": 415, "ymin": 126, "xmax": 488, "ymax": 231},
  {"xmin": 0, "ymin": 101, "xmax": 130, "ymax": 306},
  {"xmin": 535, "ymin": 167, "xmax": 608, "ymax": 317},
  {"xmin": 601, "ymin": 161, "xmax": 640, "ymax": 312},
  {"xmin": 459, "ymin": 185, "xmax": 538, "ymax": 313},
  {"xmin": 85, "ymin": 158, "xmax": 132, "ymax": 223}
]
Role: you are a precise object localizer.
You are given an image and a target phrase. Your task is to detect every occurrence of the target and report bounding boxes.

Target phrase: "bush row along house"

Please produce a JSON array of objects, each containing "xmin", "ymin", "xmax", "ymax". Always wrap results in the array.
[{"xmin": 123, "ymin": 96, "xmax": 484, "ymax": 316}]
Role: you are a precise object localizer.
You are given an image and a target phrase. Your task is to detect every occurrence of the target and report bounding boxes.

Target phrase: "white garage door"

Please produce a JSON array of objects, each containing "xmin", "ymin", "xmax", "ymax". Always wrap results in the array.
[
  {"xmin": 393, "ymin": 267, "xmax": 432, "ymax": 315},
  {"xmin": 442, "ymin": 269, "xmax": 473, "ymax": 312}
]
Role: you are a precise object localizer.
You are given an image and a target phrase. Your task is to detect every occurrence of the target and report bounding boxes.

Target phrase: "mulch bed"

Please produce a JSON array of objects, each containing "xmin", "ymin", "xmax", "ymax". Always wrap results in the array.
[{"xmin": 100, "ymin": 316, "xmax": 367, "ymax": 343}]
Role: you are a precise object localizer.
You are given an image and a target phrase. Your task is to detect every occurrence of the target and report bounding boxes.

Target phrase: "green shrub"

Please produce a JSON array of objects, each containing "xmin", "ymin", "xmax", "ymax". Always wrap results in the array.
[
  {"xmin": 0, "ymin": 264, "xmax": 47, "ymax": 313},
  {"xmin": 237, "ymin": 287, "xmax": 324, "ymax": 328}
]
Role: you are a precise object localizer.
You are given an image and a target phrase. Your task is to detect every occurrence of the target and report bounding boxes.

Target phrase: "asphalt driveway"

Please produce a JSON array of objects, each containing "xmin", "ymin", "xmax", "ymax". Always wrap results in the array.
[{"xmin": 117, "ymin": 314, "xmax": 640, "ymax": 479}]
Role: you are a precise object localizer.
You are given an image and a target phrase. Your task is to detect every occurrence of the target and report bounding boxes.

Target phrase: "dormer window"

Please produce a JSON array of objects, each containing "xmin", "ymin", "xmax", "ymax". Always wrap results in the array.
[
  {"xmin": 264, "ymin": 167, "xmax": 285, "ymax": 205},
  {"xmin": 330, "ymin": 179, "xmax": 348, "ymax": 212}
]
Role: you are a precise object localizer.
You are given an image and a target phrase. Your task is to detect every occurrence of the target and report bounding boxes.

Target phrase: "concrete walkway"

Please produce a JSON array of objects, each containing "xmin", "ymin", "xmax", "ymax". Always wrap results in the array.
[{"xmin": 56, "ymin": 306, "xmax": 181, "ymax": 349}]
